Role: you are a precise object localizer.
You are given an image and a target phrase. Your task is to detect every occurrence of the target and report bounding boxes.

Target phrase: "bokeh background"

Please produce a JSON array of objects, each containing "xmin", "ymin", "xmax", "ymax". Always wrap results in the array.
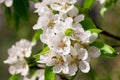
[{"xmin": 0, "ymin": 0, "xmax": 120, "ymax": 80}]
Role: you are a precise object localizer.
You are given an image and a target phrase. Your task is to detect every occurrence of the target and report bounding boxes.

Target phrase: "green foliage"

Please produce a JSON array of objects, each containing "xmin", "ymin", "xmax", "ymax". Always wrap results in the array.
[
  {"xmin": 83, "ymin": 0, "xmax": 95, "ymax": 9},
  {"xmin": 89, "ymin": 29, "xmax": 102, "ymax": 33},
  {"xmin": 9, "ymin": 74, "xmax": 19, "ymax": 80},
  {"xmin": 45, "ymin": 66, "xmax": 56, "ymax": 80},
  {"xmin": 32, "ymin": 29, "xmax": 43, "ymax": 42},
  {"xmin": 13, "ymin": 0, "xmax": 29, "ymax": 20},
  {"xmin": 35, "ymin": 46, "xmax": 50, "ymax": 61},
  {"xmin": 81, "ymin": 17, "xmax": 96, "ymax": 30},
  {"xmin": 91, "ymin": 41, "xmax": 118, "ymax": 57},
  {"xmin": 65, "ymin": 28, "xmax": 75, "ymax": 36}
]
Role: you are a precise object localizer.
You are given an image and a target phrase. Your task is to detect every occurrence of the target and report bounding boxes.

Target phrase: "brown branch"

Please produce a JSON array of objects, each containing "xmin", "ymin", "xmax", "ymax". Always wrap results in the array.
[{"xmin": 96, "ymin": 25, "xmax": 120, "ymax": 41}]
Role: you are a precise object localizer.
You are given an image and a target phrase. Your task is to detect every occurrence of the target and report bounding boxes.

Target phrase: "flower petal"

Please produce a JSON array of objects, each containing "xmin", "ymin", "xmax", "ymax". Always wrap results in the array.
[
  {"xmin": 79, "ymin": 61, "xmax": 90, "ymax": 73},
  {"xmin": 5, "ymin": 0, "xmax": 13, "ymax": 7},
  {"xmin": 69, "ymin": 63, "xmax": 78, "ymax": 76},
  {"xmin": 74, "ymin": 14, "xmax": 84, "ymax": 23},
  {"xmin": 88, "ymin": 46, "xmax": 101, "ymax": 58},
  {"xmin": 78, "ymin": 48, "xmax": 88, "ymax": 60},
  {"xmin": 53, "ymin": 64, "xmax": 62, "ymax": 73}
]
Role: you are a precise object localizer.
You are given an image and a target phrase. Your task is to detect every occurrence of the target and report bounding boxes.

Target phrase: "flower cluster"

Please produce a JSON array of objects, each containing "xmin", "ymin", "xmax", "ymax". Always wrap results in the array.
[
  {"xmin": 0, "ymin": 0, "xmax": 13, "ymax": 7},
  {"xmin": 4, "ymin": 39, "xmax": 35, "ymax": 76},
  {"xmin": 34, "ymin": 0, "xmax": 101, "ymax": 76}
]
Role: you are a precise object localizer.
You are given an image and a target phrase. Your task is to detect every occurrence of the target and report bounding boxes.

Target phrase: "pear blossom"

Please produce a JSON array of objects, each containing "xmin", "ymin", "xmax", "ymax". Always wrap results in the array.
[
  {"xmin": 0, "ymin": 0, "xmax": 13, "ymax": 7},
  {"xmin": 68, "ymin": 43, "xmax": 90, "ymax": 76},
  {"xmin": 33, "ymin": 13, "xmax": 58, "ymax": 31},
  {"xmin": 50, "ymin": 0, "xmax": 75, "ymax": 14},
  {"xmin": 38, "ymin": 50, "xmax": 71, "ymax": 74},
  {"xmin": 97, "ymin": 0, "xmax": 106, "ymax": 4},
  {"xmin": 5, "ymin": 58, "xmax": 29, "ymax": 76},
  {"xmin": 4, "ymin": 39, "xmax": 35, "ymax": 76}
]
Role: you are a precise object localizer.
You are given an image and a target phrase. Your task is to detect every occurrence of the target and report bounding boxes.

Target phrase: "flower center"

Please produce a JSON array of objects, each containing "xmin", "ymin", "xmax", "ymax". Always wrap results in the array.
[
  {"xmin": 62, "ymin": 4, "xmax": 69, "ymax": 10},
  {"xmin": 59, "ymin": 40, "xmax": 67, "ymax": 50},
  {"xmin": 48, "ymin": 19, "xmax": 55, "ymax": 28}
]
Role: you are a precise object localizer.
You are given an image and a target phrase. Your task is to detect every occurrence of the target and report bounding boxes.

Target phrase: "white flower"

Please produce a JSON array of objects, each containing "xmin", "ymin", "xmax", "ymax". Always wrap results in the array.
[
  {"xmin": 33, "ymin": 13, "xmax": 58, "ymax": 31},
  {"xmin": 49, "ymin": 53, "xmax": 71, "ymax": 74},
  {"xmin": 4, "ymin": 39, "xmax": 35, "ymax": 76},
  {"xmin": 50, "ymin": 1, "xmax": 74, "ymax": 13},
  {"xmin": 15, "ymin": 39, "xmax": 35, "ymax": 58},
  {"xmin": 68, "ymin": 43, "xmax": 90, "ymax": 76},
  {"xmin": 8, "ymin": 58, "xmax": 29, "ymax": 76},
  {"xmin": 0, "ymin": 0, "xmax": 13, "ymax": 7},
  {"xmin": 34, "ymin": 2, "xmax": 52, "ymax": 16},
  {"xmin": 97, "ymin": 0, "xmax": 106, "ymax": 4},
  {"xmin": 24, "ymin": 70, "xmax": 44, "ymax": 80}
]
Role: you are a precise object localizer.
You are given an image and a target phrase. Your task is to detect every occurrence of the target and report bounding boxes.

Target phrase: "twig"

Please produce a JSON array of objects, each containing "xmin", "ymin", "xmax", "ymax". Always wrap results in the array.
[{"xmin": 96, "ymin": 25, "xmax": 120, "ymax": 41}]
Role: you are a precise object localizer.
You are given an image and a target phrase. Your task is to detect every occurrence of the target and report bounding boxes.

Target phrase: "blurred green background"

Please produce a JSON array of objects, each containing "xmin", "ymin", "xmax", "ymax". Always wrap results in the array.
[{"xmin": 0, "ymin": 0, "xmax": 120, "ymax": 80}]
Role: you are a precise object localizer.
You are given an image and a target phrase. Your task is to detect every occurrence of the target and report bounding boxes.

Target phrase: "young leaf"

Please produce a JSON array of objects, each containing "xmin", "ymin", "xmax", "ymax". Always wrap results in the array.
[
  {"xmin": 32, "ymin": 29, "xmax": 43, "ymax": 42},
  {"xmin": 90, "ymin": 41, "xmax": 118, "ymax": 57},
  {"xmin": 9, "ymin": 74, "xmax": 19, "ymax": 80},
  {"xmin": 35, "ymin": 46, "xmax": 50, "ymax": 61},
  {"xmin": 89, "ymin": 29, "xmax": 102, "ymax": 33},
  {"xmin": 81, "ymin": 17, "xmax": 96, "ymax": 30},
  {"xmin": 64, "ymin": 28, "xmax": 75, "ymax": 36},
  {"xmin": 83, "ymin": 0, "xmax": 95, "ymax": 9},
  {"xmin": 45, "ymin": 66, "xmax": 55, "ymax": 80},
  {"xmin": 40, "ymin": 46, "xmax": 50, "ymax": 55}
]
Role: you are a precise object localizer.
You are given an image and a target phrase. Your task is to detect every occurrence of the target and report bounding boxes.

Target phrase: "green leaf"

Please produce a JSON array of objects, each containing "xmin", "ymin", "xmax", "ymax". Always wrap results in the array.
[
  {"xmin": 81, "ymin": 17, "xmax": 96, "ymax": 30},
  {"xmin": 40, "ymin": 46, "xmax": 50, "ymax": 55},
  {"xmin": 4, "ymin": 7, "xmax": 12, "ymax": 26},
  {"xmin": 45, "ymin": 66, "xmax": 55, "ymax": 80},
  {"xmin": 83, "ymin": 0, "xmax": 95, "ymax": 9},
  {"xmin": 13, "ymin": 0, "xmax": 29, "ymax": 20},
  {"xmin": 35, "ymin": 46, "xmax": 50, "ymax": 61},
  {"xmin": 64, "ymin": 28, "xmax": 75, "ymax": 36},
  {"xmin": 9, "ymin": 74, "xmax": 19, "ymax": 80},
  {"xmin": 32, "ymin": 29, "xmax": 43, "ymax": 42},
  {"xmin": 89, "ymin": 29, "xmax": 102, "ymax": 33},
  {"xmin": 90, "ymin": 41, "xmax": 118, "ymax": 57}
]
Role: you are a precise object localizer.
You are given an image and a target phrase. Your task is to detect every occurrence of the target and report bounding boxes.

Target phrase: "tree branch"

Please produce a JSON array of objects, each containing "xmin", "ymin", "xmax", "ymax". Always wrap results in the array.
[{"xmin": 96, "ymin": 25, "xmax": 120, "ymax": 41}]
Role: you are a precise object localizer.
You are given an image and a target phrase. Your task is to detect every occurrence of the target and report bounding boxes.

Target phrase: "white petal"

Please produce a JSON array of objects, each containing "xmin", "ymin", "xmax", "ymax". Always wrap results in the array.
[
  {"xmin": 74, "ymin": 14, "xmax": 84, "ymax": 23},
  {"xmin": 5, "ymin": 0, "xmax": 13, "ymax": 7},
  {"xmin": 9, "ymin": 66, "xmax": 16, "ymax": 75},
  {"xmin": 79, "ymin": 61, "xmax": 90, "ymax": 73},
  {"xmin": 89, "ymin": 33, "xmax": 98, "ymax": 43},
  {"xmin": 62, "ymin": 65, "xmax": 69, "ymax": 74},
  {"xmin": 68, "ymin": 6, "xmax": 78, "ymax": 17},
  {"xmin": 53, "ymin": 64, "xmax": 62, "ymax": 73},
  {"xmin": 69, "ymin": 63, "xmax": 78, "ymax": 76},
  {"xmin": 33, "ymin": 24, "xmax": 42, "ymax": 30},
  {"xmin": 78, "ymin": 48, "xmax": 88, "ymax": 60},
  {"xmin": 74, "ymin": 43, "xmax": 81, "ymax": 52},
  {"xmin": 88, "ymin": 46, "xmax": 101, "ymax": 58},
  {"xmin": 65, "ymin": 17, "xmax": 73, "ymax": 28},
  {"xmin": 50, "ymin": 4, "xmax": 61, "ymax": 11},
  {"xmin": 70, "ymin": 46, "xmax": 77, "ymax": 56}
]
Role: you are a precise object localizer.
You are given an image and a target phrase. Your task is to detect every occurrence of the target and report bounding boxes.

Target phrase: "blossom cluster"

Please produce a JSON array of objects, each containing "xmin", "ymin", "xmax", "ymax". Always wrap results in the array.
[
  {"xmin": 34, "ymin": 0, "xmax": 101, "ymax": 76},
  {"xmin": 4, "ymin": 39, "xmax": 35, "ymax": 76}
]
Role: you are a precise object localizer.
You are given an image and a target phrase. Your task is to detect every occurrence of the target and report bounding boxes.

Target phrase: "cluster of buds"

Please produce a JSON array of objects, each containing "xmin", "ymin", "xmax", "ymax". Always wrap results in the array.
[{"xmin": 34, "ymin": 0, "xmax": 101, "ymax": 76}]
